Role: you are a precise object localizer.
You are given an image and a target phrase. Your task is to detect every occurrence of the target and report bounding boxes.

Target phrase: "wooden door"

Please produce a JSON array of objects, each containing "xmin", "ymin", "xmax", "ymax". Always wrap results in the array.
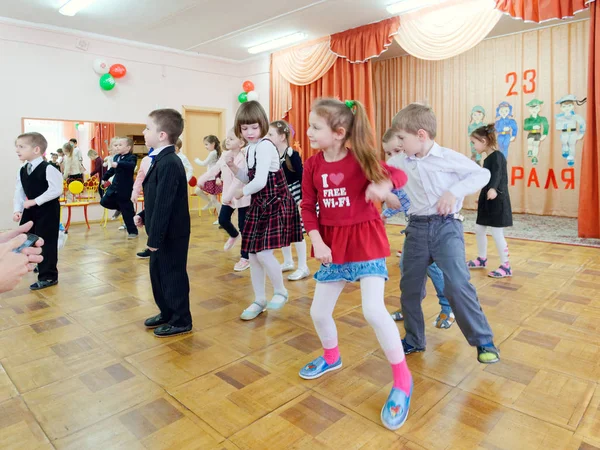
[{"xmin": 182, "ymin": 107, "xmax": 226, "ymax": 180}]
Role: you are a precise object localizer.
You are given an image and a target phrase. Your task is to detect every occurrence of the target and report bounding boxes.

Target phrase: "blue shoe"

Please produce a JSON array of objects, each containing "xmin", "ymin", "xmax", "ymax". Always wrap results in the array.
[
  {"xmin": 381, "ymin": 382, "xmax": 413, "ymax": 431},
  {"xmin": 299, "ymin": 356, "xmax": 342, "ymax": 380},
  {"xmin": 402, "ymin": 339, "xmax": 425, "ymax": 355}
]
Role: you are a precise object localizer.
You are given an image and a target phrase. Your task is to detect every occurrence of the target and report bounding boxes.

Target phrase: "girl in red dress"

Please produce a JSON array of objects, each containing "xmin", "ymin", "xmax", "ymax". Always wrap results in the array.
[
  {"xmin": 299, "ymin": 98, "xmax": 412, "ymax": 431},
  {"xmin": 227, "ymin": 101, "xmax": 303, "ymax": 320}
]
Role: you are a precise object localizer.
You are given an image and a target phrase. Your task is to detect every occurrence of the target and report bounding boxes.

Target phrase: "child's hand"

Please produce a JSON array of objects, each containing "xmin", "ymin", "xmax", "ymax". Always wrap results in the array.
[
  {"xmin": 436, "ymin": 191, "xmax": 456, "ymax": 215},
  {"xmin": 134, "ymin": 215, "xmax": 143, "ymax": 228},
  {"xmin": 215, "ymin": 178, "xmax": 223, "ymax": 186},
  {"xmin": 233, "ymin": 189, "xmax": 244, "ymax": 199},
  {"xmin": 225, "ymin": 155, "xmax": 238, "ymax": 171},
  {"xmin": 365, "ymin": 180, "xmax": 393, "ymax": 203},
  {"xmin": 385, "ymin": 192, "xmax": 401, "ymax": 210},
  {"xmin": 13, "ymin": 212, "xmax": 22, "ymax": 223},
  {"xmin": 313, "ymin": 241, "xmax": 332, "ymax": 265},
  {"xmin": 297, "ymin": 200, "xmax": 302, "ymax": 207},
  {"xmin": 23, "ymin": 200, "xmax": 37, "ymax": 209},
  {"xmin": 487, "ymin": 188, "xmax": 498, "ymax": 200},
  {"xmin": 111, "ymin": 162, "xmax": 118, "ymax": 168}
]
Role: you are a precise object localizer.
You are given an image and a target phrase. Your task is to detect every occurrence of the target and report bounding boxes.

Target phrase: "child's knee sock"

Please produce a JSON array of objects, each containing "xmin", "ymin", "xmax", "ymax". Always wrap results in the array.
[
  {"xmin": 295, "ymin": 239, "xmax": 308, "ymax": 270},
  {"xmin": 361, "ymin": 277, "xmax": 412, "ymax": 394}
]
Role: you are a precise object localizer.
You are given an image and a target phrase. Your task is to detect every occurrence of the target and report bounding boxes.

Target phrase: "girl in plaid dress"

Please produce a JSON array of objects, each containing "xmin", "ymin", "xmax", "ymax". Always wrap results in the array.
[
  {"xmin": 267, "ymin": 120, "xmax": 310, "ymax": 282},
  {"xmin": 227, "ymin": 101, "xmax": 303, "ymax": 320},
  {"xmin": 194, "ymin": 135, "xmax": 223, "ymax": 213},
  {"xmin": 298, "ymin": 98, "xmax": 412, "ymax": 431}
]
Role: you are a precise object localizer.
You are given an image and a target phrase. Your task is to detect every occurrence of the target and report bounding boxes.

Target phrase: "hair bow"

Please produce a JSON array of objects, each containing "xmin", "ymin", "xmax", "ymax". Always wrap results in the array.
[{"xmin": 345, "ymin": 100, "xmax": 356, "ymax": 110}]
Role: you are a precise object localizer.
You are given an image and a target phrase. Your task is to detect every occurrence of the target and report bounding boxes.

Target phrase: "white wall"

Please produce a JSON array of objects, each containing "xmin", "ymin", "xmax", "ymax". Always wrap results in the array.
[{"xmin": 0, "ymin": 19, "xmax": 270, "ymax": 230}]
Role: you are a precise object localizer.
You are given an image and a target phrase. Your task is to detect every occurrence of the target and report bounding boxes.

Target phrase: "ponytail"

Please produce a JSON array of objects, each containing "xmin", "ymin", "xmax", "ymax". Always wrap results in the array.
[
  {"xmin": 270, "ymin": 120, "xmax": 295, "ymax": 172},
  {"xmin": 349, "ymin": 101, "xmax": 386, "ymax": 183},
  {"xmin": 312, "ymin": 97, "xmax": 386, "ymax": 183},
  {"xmin": 471, "ymin": 123, "xmax": 498, "ymax": 150}
]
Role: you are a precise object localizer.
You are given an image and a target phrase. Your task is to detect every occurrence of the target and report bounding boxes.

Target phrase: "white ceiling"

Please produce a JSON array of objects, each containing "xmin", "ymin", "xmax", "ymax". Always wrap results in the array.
[{"xmin": 0, "ymin": 0, "xmax": 591, "ymax": 62}]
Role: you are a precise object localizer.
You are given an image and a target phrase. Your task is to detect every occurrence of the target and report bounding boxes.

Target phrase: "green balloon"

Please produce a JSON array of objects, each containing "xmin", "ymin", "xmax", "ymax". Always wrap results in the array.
[
  {"xmin": 99, "ymin": 73, "xmax": 116, "ymax": 91},
  {"xmin": 238, "ymin": 92, "xmax": 248, "ymax": 103}
]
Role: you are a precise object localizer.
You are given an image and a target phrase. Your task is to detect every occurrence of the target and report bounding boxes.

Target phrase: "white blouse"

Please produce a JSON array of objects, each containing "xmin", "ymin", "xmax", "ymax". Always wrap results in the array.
[
  {"xmin": 194, "ymin": 150, "xmax": 219, "ymax": 181},
  {"xmin": 236, "ymin": 140, "xmax": 280, "ymax": 196}
]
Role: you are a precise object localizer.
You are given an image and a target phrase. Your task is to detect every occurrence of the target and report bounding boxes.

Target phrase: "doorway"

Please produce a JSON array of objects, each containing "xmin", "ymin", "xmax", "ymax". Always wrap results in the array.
[{"xmin": 182, "ymin": 107, "xmax": 226, "ymax": 175}]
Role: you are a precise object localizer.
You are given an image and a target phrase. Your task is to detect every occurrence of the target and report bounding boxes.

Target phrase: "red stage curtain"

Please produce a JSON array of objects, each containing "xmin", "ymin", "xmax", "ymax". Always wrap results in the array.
[
  {"xmin": 285, "ymin": 17, "xmax": 399, "ymax": 159},
  {"xmin": 495, "ymin": 0, "xmax": 594, "ymax": 22},
  {"xmin": 90, "ymin": 123, "xmax": 115, "ymax": 159}
]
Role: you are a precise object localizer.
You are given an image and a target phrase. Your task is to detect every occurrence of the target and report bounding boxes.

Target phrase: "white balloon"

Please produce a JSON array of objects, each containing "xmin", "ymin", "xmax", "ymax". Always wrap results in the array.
[
  {"xmin": 247, "ymin": 91, "xmax": 259, "ymax": 101},
  {"xmin": 93, "ymin": 59, "xmax": 109, "ymax": 75}
]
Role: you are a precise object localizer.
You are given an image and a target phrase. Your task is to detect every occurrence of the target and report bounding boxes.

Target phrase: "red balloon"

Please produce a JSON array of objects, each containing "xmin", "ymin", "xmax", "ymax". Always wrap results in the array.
[
  {"xmin": 189, "ymin": 176, "xmax": 197, "ymax": 187},
  {"xmin": 242, "ymin": 80, "xmax": 254, "ymax": 93},
  {"xmin": 109, "ymin": 64, "xmax": 127, "ymax": 78}
]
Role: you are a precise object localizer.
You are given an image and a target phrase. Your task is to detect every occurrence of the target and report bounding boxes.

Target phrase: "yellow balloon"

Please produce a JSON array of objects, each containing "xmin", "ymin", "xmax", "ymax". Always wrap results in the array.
[{"xmin": 68, "ymin": 181, "xmax": 84, "ymax": 194}]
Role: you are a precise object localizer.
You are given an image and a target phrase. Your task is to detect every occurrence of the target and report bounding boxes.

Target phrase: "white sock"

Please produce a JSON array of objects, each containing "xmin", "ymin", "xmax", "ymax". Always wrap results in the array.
[
  {"xmin": 310, "ymin": 281, "xmax": 346, "ymax": 349},
  {"xmin": 247, "ymin": 253, "xmax": 266, "ymax": 312},
  {"xmin": 295, "ymin": 239, "xmax": 308, "ymax": 270},
  {"xmin": 256, "ymin": 249, "xmax": 286, "ymax": 295},
  {"xmin": 210, "ymin": 195, "xmax": 221, "ymax": 213},
  {"xmin": 475, "ymin": 224, "xmax": 488, "ymax": 259},
  {"xmin": 281, "ymin": 246, "xmax": 293, "ymax": 266},
  {"xmin": 360, "ymin": 277, "xmax": 405, "ymax": 364},
  {"xmin": 491, "ymin": 227, "xmax": 509, "ymax": 265}
]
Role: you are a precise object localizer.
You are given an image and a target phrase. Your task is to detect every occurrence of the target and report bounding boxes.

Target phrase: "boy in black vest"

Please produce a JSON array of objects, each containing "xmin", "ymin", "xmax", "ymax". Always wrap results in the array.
[{"xmin": 13, "ymin": 132, "xmax": 62, "ymax": 290}]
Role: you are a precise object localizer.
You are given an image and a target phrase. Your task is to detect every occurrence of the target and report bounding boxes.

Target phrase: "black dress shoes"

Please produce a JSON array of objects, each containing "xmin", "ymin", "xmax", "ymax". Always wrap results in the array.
[
  {"xmin": 144, "ymin": 314, "xmax": 167, "ymax": 329},
  {"xmin": 30, "ymin": 280, "xmax": 58, "ymax": 290},
  {"xmin": 153, "ymin": 324, "xmax": 193, "ymax": 338}
]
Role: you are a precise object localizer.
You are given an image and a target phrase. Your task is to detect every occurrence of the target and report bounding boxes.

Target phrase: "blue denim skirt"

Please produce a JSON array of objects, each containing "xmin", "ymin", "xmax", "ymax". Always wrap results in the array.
[{"xmin": 314, "ymin": 258, "xmax": 388, "ymax": 283}]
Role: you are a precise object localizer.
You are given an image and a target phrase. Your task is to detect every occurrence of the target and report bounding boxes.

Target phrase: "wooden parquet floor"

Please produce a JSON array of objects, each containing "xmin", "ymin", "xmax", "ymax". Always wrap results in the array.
[{"xmin": 2, "ymin": 215, "xmax": 600, "ymax": 449}]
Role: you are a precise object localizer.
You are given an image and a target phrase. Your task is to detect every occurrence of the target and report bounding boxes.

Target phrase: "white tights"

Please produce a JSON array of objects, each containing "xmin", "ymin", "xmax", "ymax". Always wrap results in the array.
[
  {"xmin": 476, "ymin": 224, "xmax": 509, "ymax": 264},
  {"xmin": 310, "ymin": 277, "xmax": 405, "ymax": 364},
  {"xmin": 248, "ymin": 250, "xmax": 287, "ymax": 307},
  {"xmin": 281, "ymin": 240, "xmax": 308, "ymax": 270}
]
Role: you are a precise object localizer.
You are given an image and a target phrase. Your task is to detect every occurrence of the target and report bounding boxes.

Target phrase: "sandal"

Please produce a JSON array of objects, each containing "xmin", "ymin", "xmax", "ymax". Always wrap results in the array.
[
  {"xmin": 488, "ymin": 264, "xmax": 512, "ymax": 278},
  {"xmin": 390, "ymin": 310, "xmax": 404, "ymax": 321},
  {"xmin": 467, "ymin": 257, "xmax": 487, "ymax": 269},
  {"xmin": 240, "ymin": 302, "xmax": 266, "ymax": 321},
  {"xmin": 267, "ymin": 291, "xmax": 288, "ymax": 310},
  {"xmin": 434, "ymin": 312, "xmax": 455, "ymax": 329}
]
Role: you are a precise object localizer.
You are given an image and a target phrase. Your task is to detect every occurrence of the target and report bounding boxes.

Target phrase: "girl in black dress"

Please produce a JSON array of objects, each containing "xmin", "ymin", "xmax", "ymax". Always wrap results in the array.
[{"xmin": 467, "ymin": 124, "xmax": 513, "ymax": 278}]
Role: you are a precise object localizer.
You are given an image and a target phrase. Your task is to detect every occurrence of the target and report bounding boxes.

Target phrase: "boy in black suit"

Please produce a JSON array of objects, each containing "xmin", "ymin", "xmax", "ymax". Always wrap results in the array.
[
  {"xmin": 135, "ymin": 109, "xmax": 192, "ymax": 338},
  {"xmin": 13, "ymin": 132, "xmax": 62, "ymax": 290},
  {"xmin": 101, "ymin": 137, "xmax": 138, "ymax": 238}
]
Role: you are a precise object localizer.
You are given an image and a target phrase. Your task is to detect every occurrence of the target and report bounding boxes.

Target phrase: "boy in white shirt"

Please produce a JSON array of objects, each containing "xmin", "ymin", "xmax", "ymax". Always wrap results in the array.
[{"xmin": 387, "ymin": 103, "xmax": 499, "ymax": 364}]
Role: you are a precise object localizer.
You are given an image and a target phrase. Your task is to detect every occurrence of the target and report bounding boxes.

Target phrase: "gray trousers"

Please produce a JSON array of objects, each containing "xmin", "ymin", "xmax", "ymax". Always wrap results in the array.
[{"xmin": 400, "ymin": 215, "xmax": 494, "ymax": 348}]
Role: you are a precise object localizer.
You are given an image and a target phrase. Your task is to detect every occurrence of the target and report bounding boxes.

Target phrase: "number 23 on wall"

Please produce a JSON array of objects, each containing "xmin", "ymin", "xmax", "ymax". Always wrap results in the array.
[{"xmin": 506, "ymin": 69, "xmax": 537, "ymax": 96}]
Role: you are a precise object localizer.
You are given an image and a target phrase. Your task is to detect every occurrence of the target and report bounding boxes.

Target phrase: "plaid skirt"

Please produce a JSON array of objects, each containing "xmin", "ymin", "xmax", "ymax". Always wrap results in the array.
[
  {"xmin": 288, "ymin": 180, "xmax": 305, "ymax": 234},
  {"xmin": 201, "ymin": 178, "xmax": 223, "ymax": 195},
  {"xmin": 242, "ymin": 168, "xmax": 303, "ymax": 253}
]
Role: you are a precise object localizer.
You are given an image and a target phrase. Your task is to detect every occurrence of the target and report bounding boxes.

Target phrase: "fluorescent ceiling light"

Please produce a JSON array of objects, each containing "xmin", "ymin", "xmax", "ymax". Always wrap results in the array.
[
  {"xmin": 386, "ymin": 0, "xmax": 437, "ymax": 15},
  {"xmin": 59, "ymin": 0, "xmax": 98, "ymax": 16},
  {"xmin": 248, "ymin": 32, "xmax": 307, "ymax": 54}
]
